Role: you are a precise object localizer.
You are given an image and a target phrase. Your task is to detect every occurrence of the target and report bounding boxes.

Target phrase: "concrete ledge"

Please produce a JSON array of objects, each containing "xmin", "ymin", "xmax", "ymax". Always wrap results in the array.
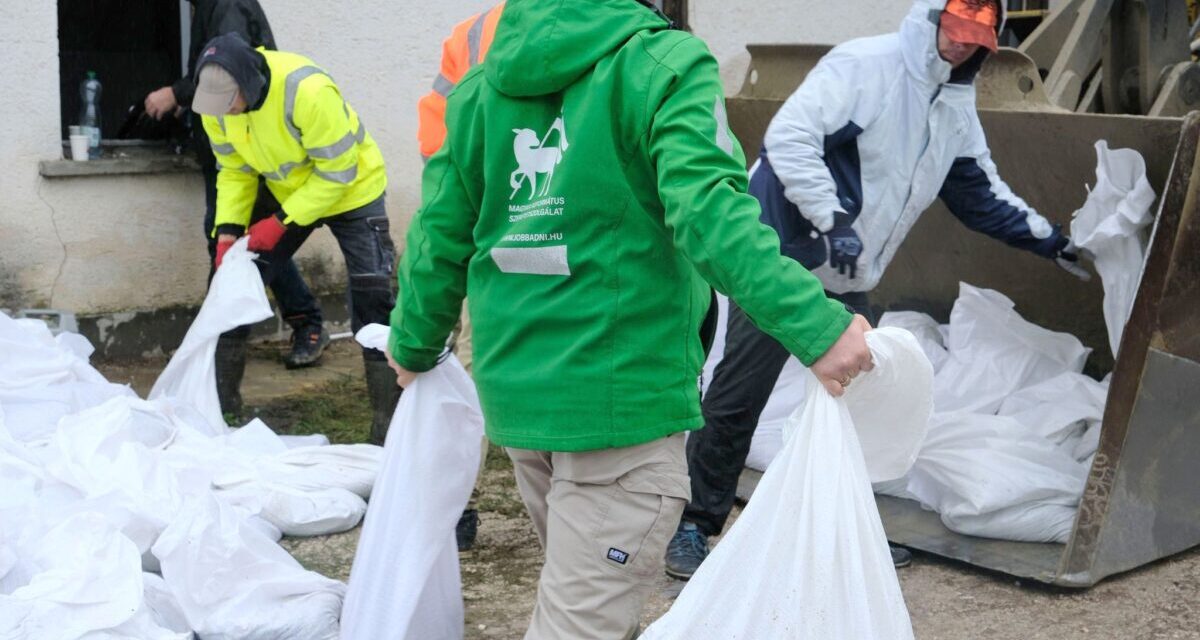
[
  {"xmin": 40, "ymin": 154, "xmax": 201, "ymax": 178},
  {"xmin": 80, "ymin": 290, "xmax": 352, "ymax": 360}
]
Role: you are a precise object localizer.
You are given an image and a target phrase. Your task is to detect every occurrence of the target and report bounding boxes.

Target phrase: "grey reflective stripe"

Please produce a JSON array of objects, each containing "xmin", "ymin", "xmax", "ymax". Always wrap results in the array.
[
  {"xmin": 432, "ymin": 73, "xmax": 454, "ymax": 98},
  {"xmin": 261, "ymin": 159, "xmax": 311, "ymax": 181},
  {"xmin": 210, "ymin": 141, "xmax": 236, "ymax": 155},
  {"xmin": 237, "ymin": 165, "xmax": 255, "ymax": 174},
  {"xmin": 216, "ymin": 115, "xmax": 226, "ymax": 134},
  {"xmin": 306, "ymin": 131, "xmax": 356, "ymax": 159},
  {"xmin": 491, "ymin": 246, "xmax": 570, "ymax": 276},
  {"xmin": 355, "ymin": 122, "xmax": 366, "ymax": 143},
  {"xmin": 284, "ymin": 65, "xmax": 328, "ymax": 143},
  {"xmin": 467, "ymin": 12, "xmax": 487, "ymax": 66},
  {"xmin": 314, "ymin": 164, "xmax": 358, "ymax": 184}
]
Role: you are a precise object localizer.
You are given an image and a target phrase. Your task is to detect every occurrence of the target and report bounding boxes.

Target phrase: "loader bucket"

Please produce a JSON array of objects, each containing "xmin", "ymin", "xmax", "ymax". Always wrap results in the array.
[{"xmin": 726, "ymin": 44, "xmax": 1198, "ymax": 586}]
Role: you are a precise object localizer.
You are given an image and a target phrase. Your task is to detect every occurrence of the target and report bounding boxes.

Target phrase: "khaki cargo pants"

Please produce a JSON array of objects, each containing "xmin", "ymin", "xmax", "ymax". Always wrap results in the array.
[{"xmin": 507, "ymin": 433, "xmax": 690, "ymax": 640}]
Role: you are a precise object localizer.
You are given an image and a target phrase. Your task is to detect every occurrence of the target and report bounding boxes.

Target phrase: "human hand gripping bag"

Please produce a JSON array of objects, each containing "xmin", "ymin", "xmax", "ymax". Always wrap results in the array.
[{"xmin": 643, "ymin": 327, "xmax": 931, "ymax": 639}]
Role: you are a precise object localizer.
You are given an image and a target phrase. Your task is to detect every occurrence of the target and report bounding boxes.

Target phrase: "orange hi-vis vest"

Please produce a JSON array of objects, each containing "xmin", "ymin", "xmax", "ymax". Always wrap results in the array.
[{"xmin": 416, "ymin": 2, "xmax": 505, "ymax": 159}]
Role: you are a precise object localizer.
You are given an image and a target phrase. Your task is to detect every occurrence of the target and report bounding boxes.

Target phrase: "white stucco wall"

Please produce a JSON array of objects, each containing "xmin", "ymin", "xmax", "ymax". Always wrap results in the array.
[{"xmin": 0, "ymin": 0, "xmax": 898, "ymax": 316}]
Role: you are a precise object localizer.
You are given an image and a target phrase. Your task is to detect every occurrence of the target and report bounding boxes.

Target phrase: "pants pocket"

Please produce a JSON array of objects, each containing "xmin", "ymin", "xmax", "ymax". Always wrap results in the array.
[
  {"xmin": 592, "ymin": 466, "xmax": 690, "ymax": 579},
  {"xmin": 366, "ymin": 215, "xmax": 396, "ymax": 276}
]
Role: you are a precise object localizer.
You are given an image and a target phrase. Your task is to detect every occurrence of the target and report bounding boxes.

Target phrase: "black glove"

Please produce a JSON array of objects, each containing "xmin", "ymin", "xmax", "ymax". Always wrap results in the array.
[
  {"xmin": 1054, "ymin": 237, "xmax": 1091, "ymax": 281},
  {"xmin": 826, "ymin": 211, "xmax": 862, "ymax": 279}
]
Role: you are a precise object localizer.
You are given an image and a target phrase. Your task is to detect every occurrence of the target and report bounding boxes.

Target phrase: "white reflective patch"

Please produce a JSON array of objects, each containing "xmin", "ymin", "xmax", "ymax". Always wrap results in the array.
[
  {"xmin": 491, "ymin": 245, "xmax": 570, "ymax": 276},
  {"xmin": 713, "ymin": 96, "xmax": 734, "ymax": 157}
]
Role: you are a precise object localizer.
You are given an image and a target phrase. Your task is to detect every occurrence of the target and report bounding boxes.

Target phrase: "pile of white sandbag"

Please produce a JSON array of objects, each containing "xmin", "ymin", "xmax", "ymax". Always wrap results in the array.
[
  {"xmin": 0, "ymin": 240, "xmax": 382, "ymax": 639},
  {"xmin": 732, "ymin": 141, "xmax": 1155, "ymax": 545}
]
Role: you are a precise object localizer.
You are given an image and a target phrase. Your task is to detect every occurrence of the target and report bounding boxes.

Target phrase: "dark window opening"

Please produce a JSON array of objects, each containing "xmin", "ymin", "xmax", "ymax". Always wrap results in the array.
[
  {"xmin": 661, "ymin": 0, "xmax": 688, "ymax": 32},
  {"xmin": 57, "ymin": 0, "xmax": 187, "ymax": 145}
]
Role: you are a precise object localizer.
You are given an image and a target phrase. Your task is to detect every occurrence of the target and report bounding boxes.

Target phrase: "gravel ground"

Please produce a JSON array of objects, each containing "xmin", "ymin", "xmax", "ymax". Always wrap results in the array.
[{"xmin": 100, "ymin": 346, "xmax": 1200, "ymax": 639}]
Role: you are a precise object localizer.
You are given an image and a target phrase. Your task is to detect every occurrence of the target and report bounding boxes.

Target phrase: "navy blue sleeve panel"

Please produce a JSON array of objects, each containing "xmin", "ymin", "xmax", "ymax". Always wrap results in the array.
[
  {"xmin": 751, "ymin": 152, "xmax": 827, "ymax": 270},
  {"xmin": 939, "ymin": 157, "xmax": 1066, "ymax": 258},
  {"xmin": 824, "ymin": 121, "xmax": 865, "ymax": 223}
]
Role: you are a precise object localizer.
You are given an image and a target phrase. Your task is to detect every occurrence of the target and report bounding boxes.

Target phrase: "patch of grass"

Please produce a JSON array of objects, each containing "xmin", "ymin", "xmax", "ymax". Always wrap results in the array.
[{"xmin": 245, "ymin": 374, "xmax": 372, "ymax": 444}]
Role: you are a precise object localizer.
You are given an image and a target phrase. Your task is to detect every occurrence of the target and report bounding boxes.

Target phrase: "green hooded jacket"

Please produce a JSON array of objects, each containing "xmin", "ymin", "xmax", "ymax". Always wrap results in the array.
[{"xmin": 390, "ymin": 0, "xmax": 851, "ymax": 451}]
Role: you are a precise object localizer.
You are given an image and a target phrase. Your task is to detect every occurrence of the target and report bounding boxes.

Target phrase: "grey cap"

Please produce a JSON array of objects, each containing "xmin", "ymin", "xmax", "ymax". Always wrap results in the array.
[{"xmin": 192, "ymin": 64, "xmax": 240, "ymax": 116}]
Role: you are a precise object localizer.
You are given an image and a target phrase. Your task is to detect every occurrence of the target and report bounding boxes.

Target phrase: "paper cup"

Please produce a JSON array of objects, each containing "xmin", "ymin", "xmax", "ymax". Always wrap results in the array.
[{"xmin": 69, "ymin": 134, "xmax": 90, "ymax": 161}]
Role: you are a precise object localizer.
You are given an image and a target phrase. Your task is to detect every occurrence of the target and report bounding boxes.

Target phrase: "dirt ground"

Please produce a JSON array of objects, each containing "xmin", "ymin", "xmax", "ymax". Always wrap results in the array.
[{"xmin": 97, "ymin": 340, "xmax": 1200, "ymax": 640}]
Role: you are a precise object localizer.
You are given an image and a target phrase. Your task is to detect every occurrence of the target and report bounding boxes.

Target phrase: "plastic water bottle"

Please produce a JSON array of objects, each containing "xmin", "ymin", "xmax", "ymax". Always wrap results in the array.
[{"xmin": 79, "ymin": 71, "xmax": 102, "ymax": 159}]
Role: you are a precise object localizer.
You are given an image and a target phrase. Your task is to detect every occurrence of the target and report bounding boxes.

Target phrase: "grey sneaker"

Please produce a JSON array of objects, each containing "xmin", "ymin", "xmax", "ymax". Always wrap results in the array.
[
  {"xmin": 283, "ymin": 325, "xmax": 329, "ymax": 369},
  {"xmin": 890, "ymin": 545, "xmax": 912, "ymax": 568},
  {"xmin": 664, "ymin": 521, "xmax": 709, "ymax": 580}
]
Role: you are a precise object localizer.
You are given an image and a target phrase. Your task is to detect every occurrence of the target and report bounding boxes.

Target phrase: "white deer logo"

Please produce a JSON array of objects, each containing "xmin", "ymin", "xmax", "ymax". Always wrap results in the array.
[{"xmin": 509, "ymin": 115, "xmax": 569, "ymax": 200}]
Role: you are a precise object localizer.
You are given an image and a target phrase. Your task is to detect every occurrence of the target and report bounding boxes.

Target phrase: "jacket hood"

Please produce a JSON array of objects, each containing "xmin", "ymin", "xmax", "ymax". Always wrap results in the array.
[
  {"xmin": 899, "ymin": 0, "xmax": 1006, "ymax": 86},
  {"xmin": 485, "ymin": 0, "xmax": 670, "ymax": 97},
  {"xmin": 195, "ymin": 33, "xmax": 269, "ymax": 109}
]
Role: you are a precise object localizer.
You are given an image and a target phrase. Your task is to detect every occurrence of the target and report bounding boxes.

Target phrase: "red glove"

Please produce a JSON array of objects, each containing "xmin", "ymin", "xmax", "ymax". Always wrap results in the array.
[
  {"xmin": 247, "ymin": 214, "xmax": 288, "ymax": 253},
  {"xmin": 214, "ymin": 237, "xmax": 235, "ymax": 268}
]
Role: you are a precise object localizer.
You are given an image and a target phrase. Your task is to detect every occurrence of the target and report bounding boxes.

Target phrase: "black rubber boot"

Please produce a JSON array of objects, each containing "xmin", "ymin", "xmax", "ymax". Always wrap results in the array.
[
  {"xmin": 363, "ymin": 356, "xmax": 402, "ymax": 446},
  {"xmin": 215, "ymin": 333, "xmax": 248, "ymax": 423}
]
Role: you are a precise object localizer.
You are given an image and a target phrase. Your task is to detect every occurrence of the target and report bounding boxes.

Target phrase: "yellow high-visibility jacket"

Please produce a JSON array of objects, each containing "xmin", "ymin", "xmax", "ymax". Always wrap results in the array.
[{"xmin": 203, "ymin": 49, "xmax": 387, "ymax": 231}]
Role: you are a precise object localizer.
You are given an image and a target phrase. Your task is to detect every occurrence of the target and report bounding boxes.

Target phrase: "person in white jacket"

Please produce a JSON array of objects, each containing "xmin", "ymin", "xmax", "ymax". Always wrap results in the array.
[{"xmin": 665, "ymin": 0, "xmax": 1090, "ymax": 579}]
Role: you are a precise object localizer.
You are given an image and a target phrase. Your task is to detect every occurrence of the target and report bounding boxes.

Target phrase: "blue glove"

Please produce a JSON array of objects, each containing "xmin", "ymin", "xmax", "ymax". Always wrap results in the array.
[{"xmin": 826, "ymin": 211, "xmax": 862, "ymax": 279}]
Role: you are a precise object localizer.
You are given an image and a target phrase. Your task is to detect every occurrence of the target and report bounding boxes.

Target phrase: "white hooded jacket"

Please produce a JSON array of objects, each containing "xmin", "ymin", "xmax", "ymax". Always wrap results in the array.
[{"xmin": 754, "ymin": 0, "xmax": 1064, "ymax": 294}]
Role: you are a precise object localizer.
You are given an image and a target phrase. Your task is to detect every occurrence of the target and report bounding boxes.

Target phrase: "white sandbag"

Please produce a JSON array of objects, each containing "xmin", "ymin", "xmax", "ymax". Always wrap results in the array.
[
  {"xmin": 843, "ymin": 329, "xmax": 934, "ymax": 482},
  {"xmin": 0, "ymin": 512, "xmax": 145, "ymax": 640},
  {"xmin": 996, "ymin": 372, "xmax": 1108, "ymax": 444},
  {"xmin": 0, "ymin": 312, "xmax": 109, "ymax": 393},
  {"xmin": 879, "ymin": 310, "xmax": 949, "ymax": 373},
  {"xmin": 149, "ymin": 238, "xmax": 273, "ymax": 435},
  {"xmin": 341, "ymin": 325, "xmax": 483, "ymax": 640},
  {"xmin": 699, "ymin": 294, "xmax": 728, "ymax": 396},
  {"xmin": 0, "ymin": 312, "xmax": 135, "ymax": 444},
  {"xmin": 904, "ymin": 413, "xmax": 1088, "ymax": 543},
  {"xmin": 933, "ymin": 284, "xmax": 1089, "ymax": 415},
  {"xmin": 1070, "ymin": 140, "xmax": 1156, "ymax": 358},
  {"xmin": 217, "ymin": 481, "xmax": 367, "ymax": 538},
  {"xmin": 743, "ymin": 357, "xmax": 806, "ymax": 472},
  {"xmin": 703, "ymin": 293, "xmax": 808, "ymax": 473},
  {"xmin": 153, "ymin": 494, "xmax": 344, "ymax": 640},
  {"xmin": 643, "ymin": 329, "xmax": 924, "ymax": 640}
]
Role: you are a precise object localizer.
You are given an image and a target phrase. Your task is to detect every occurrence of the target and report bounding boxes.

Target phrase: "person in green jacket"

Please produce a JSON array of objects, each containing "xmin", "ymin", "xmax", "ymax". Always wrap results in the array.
[{"xmin": 387, "ymin": 0, "xmax": 872, "ymax": 636}]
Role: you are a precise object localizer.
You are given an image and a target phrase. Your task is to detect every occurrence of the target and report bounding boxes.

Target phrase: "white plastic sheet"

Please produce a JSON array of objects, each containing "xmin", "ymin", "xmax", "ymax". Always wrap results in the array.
[
  {"xmin": 149, "ymin": 238, "xmax": 273, "ymax": 435},
  {"xmin": 341, "ymin": 325, "xmax": 484, "ymax": 640},
  {"xmin": 1070, "ymin": 140, "xmax": 1157, "ymax": 358},
  {"xmin": 643, "ymin": 328, "xmax": 925, "ymax": 640}
]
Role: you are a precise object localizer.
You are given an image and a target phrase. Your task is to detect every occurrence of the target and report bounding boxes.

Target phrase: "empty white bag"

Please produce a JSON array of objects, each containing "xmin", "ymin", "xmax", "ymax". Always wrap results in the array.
[
  {"xmin": 1070, "ymin": 140, "xmax": 1157, "ymax": 358},
  {"xmin": 149, "ymin": 238, "xmax": 273, "ymax": 435},
  {"xmin": 340, "ymin": 326, "xmax": 484, "ymax": 640},
  {"xmin": 643, "ymin": 328, "xmax": 929, "ymax": 640}
]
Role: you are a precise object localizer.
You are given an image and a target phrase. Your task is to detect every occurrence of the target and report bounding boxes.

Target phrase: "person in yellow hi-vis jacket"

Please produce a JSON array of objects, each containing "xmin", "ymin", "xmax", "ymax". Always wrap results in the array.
[{"xmin": 191, "ymin": 33, "xmax": 400, "ymax": 444}]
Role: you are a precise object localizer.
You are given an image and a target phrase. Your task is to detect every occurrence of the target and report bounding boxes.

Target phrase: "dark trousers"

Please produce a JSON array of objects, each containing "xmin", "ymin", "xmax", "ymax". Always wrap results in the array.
[
  {"xmin": 244, "ymin": 195, "xmax": 397, "ymax": 359},
  {"xmin": 683, "ymin": 291, "xmax": 874, "ymax": 537},
  {"xmin": 202, "ymin": 164, "xmax": 323, "ymax": 331}
]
